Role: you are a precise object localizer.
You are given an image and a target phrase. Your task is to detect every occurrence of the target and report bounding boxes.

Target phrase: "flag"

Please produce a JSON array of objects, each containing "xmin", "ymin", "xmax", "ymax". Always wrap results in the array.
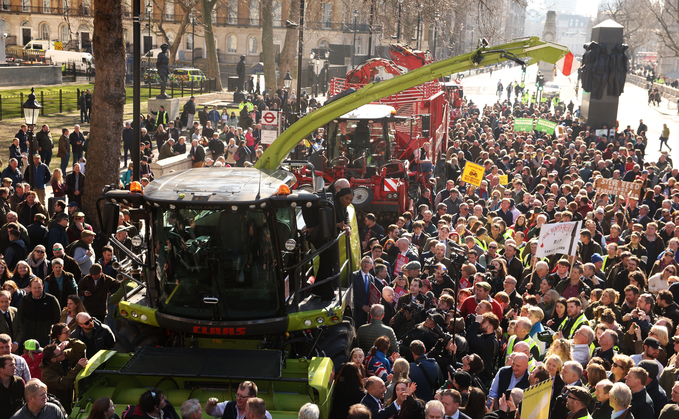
[
  {"xmin": 535, "ymin": 221, "xmax": 582, "ymax": 259},
  {"xmin": 556, "ymin": 52, "xmax": 580, "ymax": 76}
]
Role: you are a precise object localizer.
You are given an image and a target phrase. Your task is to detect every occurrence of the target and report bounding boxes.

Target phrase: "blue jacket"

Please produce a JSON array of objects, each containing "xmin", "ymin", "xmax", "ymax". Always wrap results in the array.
[
  {"xmin": 409, "ymin": 355, "xmax": 444, "ymax": 401},
  {"xmin": 24, "ymin": 162, "xmax": 51, "ymax": 189}
]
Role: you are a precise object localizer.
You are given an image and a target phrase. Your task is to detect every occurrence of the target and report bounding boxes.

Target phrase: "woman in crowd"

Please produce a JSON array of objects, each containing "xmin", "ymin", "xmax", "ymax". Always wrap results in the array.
[
  {"xmin": 546, "ymin": 297, "xmax": 568, "ymax": 331},
  {"xmin": 349, "ymin": 347, "xmax": 368, "ymax": 381},
  {"xmin": 648, "ymin": 265, "xmax": 676, "ymax": 294},
  {"xmin": 121, "ymin": 162, "xmax": 134, "ymax": 189},
  {"xmin": 460, "ymin": 387, "xmax": 487, "ymax": 419},
  {"xmin": 0, "ymin": 259, "xmax": 11, "ymax": 285},
  {"xmin": 1, "ymin": 280, "xmax": 25, "ymax": 308},
  {"xmin": 50, "ymin": 169, "xmax": 68, "ymax": 203},
  {"xmin": 538, "ymin": 289, "xmax": 559, "ymax": 320},
  {"xmin": 44, "ymin": 258, "xmax": 77, "ymax": 308},
  {"xmin": 586, "ymin": 363, "xmax": 607, "ymax": 392},
  {"xmin": 385, "ymin": 358, "xmax": 410, "ymax": 401},
  {"xmin": 546, "ymin": 338, "xmax": 573, "ymax": 363},
  {"xmin": 366, "ymin": 335, "xmax": 397, "ymax": 382},
  {"xmin": 58, "ymin": 294, "xmax": 87, "ymax": 332},
  {"xmin": 544, "ymin": 354, "xmax": 563, "ymax": 378},
  {"xmin": 610, "ymin": 354, "xmax": 634, "ymax": 383},
  {"xmin": 26, "ymin": 245, "xmax": 50, "ymax": 280},
  {"xmin": 236, "ymin": 140, "xmax": 249, "ymax": 167},
  {"xmin": 11, "ymin": 261, "xmax": 37, "ymax": 290},
  {"xmin": 154, "ymin": 124, "xmax": 168, "ymax": 151},
  {"xmin": 225, "ymin": 138, "xmax": 238, "ymax": 166},
  {"xmin": 86, "ymin": 397, "xmax": 118, "ymax": 419},
  {"xmin": 329, "ymin": 362, "xmax": 365, "ymax": 419}
]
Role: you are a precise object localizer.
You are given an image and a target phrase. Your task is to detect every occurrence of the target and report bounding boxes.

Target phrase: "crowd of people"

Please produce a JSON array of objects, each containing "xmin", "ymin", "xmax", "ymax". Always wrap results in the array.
[{"xmin": 3, "ymin": 78, "xmax": 679, "ymax": 419}]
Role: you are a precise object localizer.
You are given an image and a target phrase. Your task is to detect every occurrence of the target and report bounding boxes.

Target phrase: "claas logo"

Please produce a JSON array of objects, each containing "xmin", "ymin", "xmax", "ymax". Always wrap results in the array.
[{"xmin": 468, "ymin": 170, "xmax": 478, "ymax": 178}]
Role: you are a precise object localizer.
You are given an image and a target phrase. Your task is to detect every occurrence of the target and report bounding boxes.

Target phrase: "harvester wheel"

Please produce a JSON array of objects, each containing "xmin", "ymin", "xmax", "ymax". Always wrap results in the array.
[
  {"xmin": 351, "ymin": 187, "xmax": 373, "ymax": 210},
  {"xmin": 315, "ymin": 320, "xmax": 356, "ymax": 369},
  {"xmin": 114, "ymin": 319, "xmax": 163, "ymax": 353}
]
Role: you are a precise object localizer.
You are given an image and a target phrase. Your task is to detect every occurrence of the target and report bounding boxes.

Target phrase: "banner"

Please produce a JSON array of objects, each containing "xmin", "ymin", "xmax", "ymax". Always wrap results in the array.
[
  {"xmin": 595, "ymin": 178, "xmax": 642, "ymax": 200},
  {"xmin": 513, "ymin": 118, "xmax": 534, "ymax": 132},
  {"xmin": 461, "ymin": 161, "xmax": 485, "ymax": 187},
  {"xmin": 535, "ymin": 221, "xmax": 582, "ymax": 259},
  {"xmin": 521, "ymin": 377, "xmax": 553, "ymax": 419},
  {"xmin": 535, "ymin": 119, "xmax": 558, "ymax": 135}
]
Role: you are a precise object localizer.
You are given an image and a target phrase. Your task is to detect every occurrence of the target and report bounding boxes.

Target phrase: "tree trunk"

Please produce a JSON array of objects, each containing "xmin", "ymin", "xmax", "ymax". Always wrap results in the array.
[
  {"xmin": 261, "ymin": 0, "xmax": 276, "ymax": 91},
  {"xmin": 280, "ymin": 0, "xmax": 300, "ymax": 92},
  {"xmin": 84, "ymin": 0, "xmax": 126, "ymax": 231},
  {"xmin": 200, "ymin": 0, "xmax": 223, "ymax": 90}
]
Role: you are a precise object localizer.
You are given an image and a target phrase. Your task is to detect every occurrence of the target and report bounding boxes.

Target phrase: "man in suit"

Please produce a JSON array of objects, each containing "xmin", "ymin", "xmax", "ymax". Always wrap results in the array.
[
  {"xmin": 410, "ymin": 221, "xmax": 430, "ymax": 253},
  {"xmin": 361, "ymin": 377, "xmax": 398, "ymax": 419},
  {"xmin": 609, "ymin": 383, "xmax": 634, "ymax": 419},
  {"xmin": 422, "ymin": 225, "xmax": 456, "ymax": 258},
  {"xmin": 189, "ymin": 138, "xmax": 206, "ymax": 168},
  {"xmin": 357, "ymin": 304, "xmax": 398, "ymax": 354},
  {"xmin": 440, "ymin": 389, "xmax": 471, "ymax": 419},
  {"xmin": 205, "ymin": 381, "xmax": 273, "ymax": 419},
  {"xmin": 0, "ymin": 291, "xmax": 17, "ymax": 345},
  {"xmin": 551, "ymin": 361, "xmax": 585, "ymax": 419},
  {"xmin": 353, "ymin": 256, "xmax": 379, "ymax": 328}
]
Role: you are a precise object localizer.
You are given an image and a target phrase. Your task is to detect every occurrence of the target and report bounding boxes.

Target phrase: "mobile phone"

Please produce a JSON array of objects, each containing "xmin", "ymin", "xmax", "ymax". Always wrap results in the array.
[{"xmin": 486, "ymin": 398, "xmax": 494, "ymax": 409}]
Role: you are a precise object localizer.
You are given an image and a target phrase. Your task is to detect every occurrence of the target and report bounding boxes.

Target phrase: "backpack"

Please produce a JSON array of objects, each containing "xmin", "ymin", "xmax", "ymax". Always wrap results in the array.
[{"xmin": 121, "ymin": 404, "xmax": 137, "ymax": 419}]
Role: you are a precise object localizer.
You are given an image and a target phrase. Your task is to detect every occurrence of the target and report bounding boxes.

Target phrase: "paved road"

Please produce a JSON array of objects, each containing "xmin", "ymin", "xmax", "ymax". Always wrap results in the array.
[{"xmin": 461, "ymin": 65, "xmax": 678, "ymax": 164}]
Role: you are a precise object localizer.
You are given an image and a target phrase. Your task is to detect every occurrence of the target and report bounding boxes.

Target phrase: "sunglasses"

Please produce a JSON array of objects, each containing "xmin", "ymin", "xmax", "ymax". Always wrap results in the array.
[
  {"xmin": 35, "ymin": 250, "xmax": 44, "ymax": 254},
  {"xmin": 79, "ymin": 319, "xmax": 93, "ymax": 326}
]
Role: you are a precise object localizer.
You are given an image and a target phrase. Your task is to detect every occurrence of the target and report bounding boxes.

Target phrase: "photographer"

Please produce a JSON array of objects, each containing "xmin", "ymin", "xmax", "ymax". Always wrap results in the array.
[
  {"xmin": 400, "ymin": 312, "xmax": 448, "ymax": 362},
  {"xmin": 466, "ymin": 312, "xmax": 500, "ymax": 387},
  {"xmin": 392, "ymin": 277, "xmax": 430, "ymax": 338}
]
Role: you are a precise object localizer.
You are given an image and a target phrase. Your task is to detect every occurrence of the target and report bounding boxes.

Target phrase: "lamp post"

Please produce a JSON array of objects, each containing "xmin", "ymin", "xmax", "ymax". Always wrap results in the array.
[
  {"xmin": 133, "ymin": 0, "xmax": 141, "ymax": 181},
  {"xmin": 283, "ymin": 71, "xmax": 292, "ymax": 128},
  {"xmin": 351, "ymin": 10, "xmax": 358, "ymax": 69},
  {"xmin": 146, "ymin": 2, "xmax": 152, "ymax": 53},
  {"xmin": 397, "ymin": 0, "xmax": 403, "ymax": 42},
  {"xmin": 189, "ymin": 10, "xmax": 196, "ymax": 67},
  {"xmin": 432, "ymin": 12, "xmax": 439, "ymax": 60},
  {"xmin": 295, "ymin": 0, "xmax": 305, "ymax": 117},
  {"xmin": 416, "ymin": 4, "xmax": 422, "ymax": 50},
  {"xmin": 22, "ymin": 87, "xmax": 41, "ymax": 187},
  {"xmin": 367, "ymin": 0, "xmax": 374, "ymax": 60}
]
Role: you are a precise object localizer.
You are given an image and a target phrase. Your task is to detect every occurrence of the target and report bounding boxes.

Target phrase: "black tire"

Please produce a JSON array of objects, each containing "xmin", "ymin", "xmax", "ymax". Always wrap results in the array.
[
  {"xmin": 315, "ymin": 320, "xmax": 356, "ymax": 370},
  {"xmin": 352, "ymin": 186, "xmax": 373, "ymax": 210},
  {"xmin": 114, "ymin": 319, "xmax": 163, "ymax": 353}
]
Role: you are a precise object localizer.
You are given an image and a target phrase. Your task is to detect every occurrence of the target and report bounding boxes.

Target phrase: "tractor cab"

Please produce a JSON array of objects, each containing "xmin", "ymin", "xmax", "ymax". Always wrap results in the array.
[
  {"xmin": 443, "ymin": 80, "xmax": 464, "ymax": 118},
  {"xmin": 326, "ymin": 104, "xmax": 401, "ymax": 179}
]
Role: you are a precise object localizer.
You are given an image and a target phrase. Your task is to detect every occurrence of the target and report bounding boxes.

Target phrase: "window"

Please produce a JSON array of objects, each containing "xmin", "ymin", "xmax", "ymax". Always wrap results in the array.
[
  {"xmin": 247, "ymin": 36, "xmax": 257, "ymax": 55},
  {"xmin": 122, "ymin": 0, "xmax": 130, "ymax": 17},
  {"xmin": 62, "ymin": 0, "xmax": 69, "ymax": 13},
  {"xmin": 43, "ymin": 0, "xmax": 50, "ymax": 13},
  {"xmin": 186, "ymin": 33, "xmax": 193, "ymax": 50},
  {"xmin": 273, "ymin": 1, "xmax": 282, "ymax": 27},
  {"xmin": 321, "ymin": 3, "xmax": 332, "ymax": 29},
  {"xmin": 165, "ymin": 0, "xmax": 174, "ymax": 20},
  {"xmin": 123, "ymin": 28, "xmax": 129, "ymax": 45},
  {"xmin": 22, "ymin": 0, "xmax": 30, "ymax": 12},
  {"xmin": 227, "ymin": 34, "xmax": 237, "ymax": 53},
  {"xmin": 82, "ymin": 0, "xmax": 90, "ymax": 16},
  {"xmin": 211, "ymin": 8, "xmax": 217, "ymax": 24},
  {"xmin": 228, "ymin": 0, "xmax": 237, "ymax": 24},
  {"xmin": 249, "ymin": 0, "xmax": 258, "ymax": 25},
  {"xmin": 1, "ymin": 0, "xmax": 9, "ymax": 11},
  {"xmin": 40, "ymin": 23, "xmax": 50, "ymax": 40},
  {"xmin": 60, "ymin": 24, "xmax": 69, "ymax": 42}
]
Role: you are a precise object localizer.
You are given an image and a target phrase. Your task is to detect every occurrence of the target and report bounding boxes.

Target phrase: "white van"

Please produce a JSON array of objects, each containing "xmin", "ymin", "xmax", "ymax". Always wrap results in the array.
[
  {"xmin": 46, "ymin": 50, "xmax": 95, "ymax": 72},
  {"xmin": 24, "ymin": 40, "xmax": 57, "ymax": 51},
  {"xmin": 144, "ymin": 48, "xmax": 177, "ymax": 61}
]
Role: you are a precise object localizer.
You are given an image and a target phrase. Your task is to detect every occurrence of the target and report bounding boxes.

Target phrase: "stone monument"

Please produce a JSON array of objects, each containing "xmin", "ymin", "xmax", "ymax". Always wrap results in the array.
[
  {"xmin": 579, "ymin": 19, "xmax": 627, "ymax": 130},
  {"xmin": 539, "ymin": 11, "xmax": 557, "ymax": 82}
]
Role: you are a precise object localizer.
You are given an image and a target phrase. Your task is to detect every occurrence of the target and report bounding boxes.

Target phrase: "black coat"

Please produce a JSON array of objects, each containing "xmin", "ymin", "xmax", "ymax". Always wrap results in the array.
[
  {"xmin": 360, "ymin": 394, "xmax": 398, "ymax": 419},
  {"xmin": 65, "ymin": 172, "xmax": 85, "ymax": 204},
  {"xmin": 629, "ymin": 387, "xmax": 655, "ymax": 419},
  {"xmin": 466, "ymin": 321, "xmax": 499, "ymax": 383}
]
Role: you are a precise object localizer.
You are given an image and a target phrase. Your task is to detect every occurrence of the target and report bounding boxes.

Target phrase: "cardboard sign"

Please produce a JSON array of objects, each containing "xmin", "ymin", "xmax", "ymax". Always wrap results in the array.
[
  {"xmin": 513, "ymin": 118, "xmax": 534, "ymax": 132},
  {"xmin": 461, "ymin": 161, "xmax": 485, "ymax": 187},
  {"xmin": 595, "ymin": 129, "xmax": 608, "ymax": 138},
  {"xmin": 499, "ymin": 175, "xmax": 509, "ymax": 185},
  {"xmin": 595, "ymin": 178, "xmax": 642, "ymax": 200},
  {"xmin": 520, "ymin": 377, "xmax": 554, "ymax": 419},
  {"xmin": 368, "ymin": 283, "xmax": 382, "ymax": 306},
  {"xmin": 535, "ymin": 119, "xmax": 558, "ymax": 135},
  {"xmin": 394, "ymin": 254, "xmax": 409, "ymax": 275}
]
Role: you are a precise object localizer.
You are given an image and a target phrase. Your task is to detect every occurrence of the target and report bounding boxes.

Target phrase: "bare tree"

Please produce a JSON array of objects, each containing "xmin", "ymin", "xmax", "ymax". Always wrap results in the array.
[
  {"xmin": 646, "ymin": 0, "xmax": 679, "ymax": 57},
  {"xmin": 261, "ymin": 0, "xmax": 277, "ymax": 90},
  {"xmin": 84, "ymin": 0, "xmax": 126, "ymax": 230},
  {"xmin": 152, "ymin": 0, "xmax": 197, "ymax": 65},
  {"xmin": 199, "ymin": 0, "xmax": 223, "ymax": 89},
  {"xmin": 597, "ymin": 0, "xmax": 654, "ymax": 65}
]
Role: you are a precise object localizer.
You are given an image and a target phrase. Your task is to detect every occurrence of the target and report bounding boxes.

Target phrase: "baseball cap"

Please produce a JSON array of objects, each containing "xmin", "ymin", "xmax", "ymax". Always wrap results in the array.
[
  {"xmin": 24, "ymin": 339, "xmax": 42, "ymax": 352},
  {"xmin": 566, "ymin": 386, "xmax": 592, "ymax": 405},
  {"xmin": 644, "ymin": 337, "xmax": 660, "ymax": 349}
]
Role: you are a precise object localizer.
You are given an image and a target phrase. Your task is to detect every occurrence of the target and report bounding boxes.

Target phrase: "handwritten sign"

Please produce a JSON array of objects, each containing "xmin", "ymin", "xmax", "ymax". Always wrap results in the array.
[
  {"xmin": 535, "ymin": 221, "xmax": 582, "ymax": 258},
  {"xmin": 461, "ymin": 161, "xmax": 485, "ymax": 187},
  {"xmin": 499, "ymin": 175, "xmax": 509, "ymax": 185},
  {"xmin": 595, "ymin": 178, "xmax": 642, "ymax": 200}
]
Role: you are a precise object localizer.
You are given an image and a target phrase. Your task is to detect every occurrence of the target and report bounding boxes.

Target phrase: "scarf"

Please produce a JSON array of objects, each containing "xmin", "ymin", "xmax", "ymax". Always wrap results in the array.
[{"xmin": 27, "ymin": 254, "xmax": 48, "ymax": 276}]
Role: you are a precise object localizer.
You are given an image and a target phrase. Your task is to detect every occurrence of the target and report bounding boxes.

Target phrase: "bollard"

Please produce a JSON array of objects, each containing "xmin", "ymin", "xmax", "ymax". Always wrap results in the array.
[
  {"xmin": 41, "ymin": 91, "xmax": 44, "ymax": 115},
  {"xmin": 59, "ymin": 90, "xmax": 63, "ymax": 113}
]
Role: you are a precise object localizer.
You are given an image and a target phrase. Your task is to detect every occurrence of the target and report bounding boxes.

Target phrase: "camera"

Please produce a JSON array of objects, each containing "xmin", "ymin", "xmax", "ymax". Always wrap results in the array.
[{"xmin": 402, "ymin": 300, "xmax": 424, "ymax": 315}]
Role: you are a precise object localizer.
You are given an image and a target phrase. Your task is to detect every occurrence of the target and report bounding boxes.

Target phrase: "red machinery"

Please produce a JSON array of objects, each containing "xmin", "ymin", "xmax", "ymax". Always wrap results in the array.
[{"xmin": 292, "ymin": 43, "xmax": 460, "ymax": 218}]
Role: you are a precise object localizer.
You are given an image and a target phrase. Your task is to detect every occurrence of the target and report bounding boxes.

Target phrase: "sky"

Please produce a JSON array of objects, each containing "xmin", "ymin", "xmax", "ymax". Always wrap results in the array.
[{"xmin": 529, "ymin": 0, "xmax": 599, "ymax": 17}]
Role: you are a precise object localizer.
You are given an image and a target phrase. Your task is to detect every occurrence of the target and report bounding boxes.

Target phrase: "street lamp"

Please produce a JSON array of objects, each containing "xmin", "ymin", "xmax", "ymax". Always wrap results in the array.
[
  {"xmin": 283, "ymin": 70, "xmax": 292, "ymax": 89},
  {"xmin": 22, "ymin": 87, "xmax": 41, "ymax": 186},
  {"xmin": 146, "ymin": 2, "xmax": 152, "ymax": 53},
  {"xmin": 416, "ymin": 4, "xmax": 423, "ymax": 50},
  {"xmin": 189, "ymin": 10, "xmax": 196, "ymax": 67},
  {"xmin": 352, "ymin": 10, "xmax": 358, "ymax": 69}
]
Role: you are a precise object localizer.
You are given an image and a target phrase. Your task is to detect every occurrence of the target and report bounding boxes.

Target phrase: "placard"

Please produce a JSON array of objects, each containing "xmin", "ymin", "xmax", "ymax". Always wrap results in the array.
[
  {"xmin": 513, "ymin": 118, "xmax": 534, "ymax": 132},
  {"xmin": 535, "ymin": 119, "xmax": 558, "ymax": 135},
  {"xmin": 499, "ymin": 175, "xmax": 509, "ymax": 185},
  {"xmin": 394, "ymin": 254, "xmax": 409, "ymax": 275},
  {"xmin": 595, "ymin": 178, "xmax": 642, "ymax": 200},
  {"xmin": 461, "ymin": 161, "xmax": 485, "ymax": 187}
]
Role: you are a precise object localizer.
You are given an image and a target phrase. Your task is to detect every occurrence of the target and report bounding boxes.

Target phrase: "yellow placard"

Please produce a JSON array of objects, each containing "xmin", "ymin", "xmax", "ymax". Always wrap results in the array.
[
  {"xmin": 499, "ymin": 175, "xmax": 509, "ymax": 185},
  {"xmin": 521, "ymin": 377, "xmax": 553, "ymax": 419},
  {"xmin": 461, "ymin": 161, "xmax": 485, "ymax": 187}
]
